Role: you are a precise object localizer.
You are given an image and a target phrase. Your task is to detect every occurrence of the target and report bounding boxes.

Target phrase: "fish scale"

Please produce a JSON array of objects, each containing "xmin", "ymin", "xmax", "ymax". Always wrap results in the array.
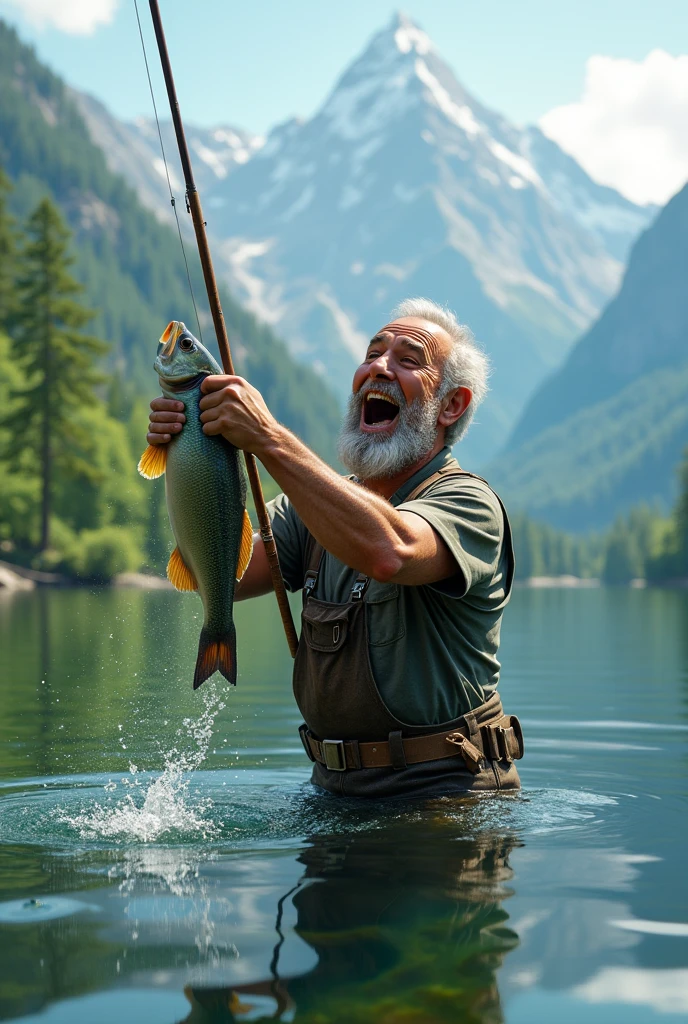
[{"xmin": 138, "ymin": 321, "xmax": 252, "ymax": 688}]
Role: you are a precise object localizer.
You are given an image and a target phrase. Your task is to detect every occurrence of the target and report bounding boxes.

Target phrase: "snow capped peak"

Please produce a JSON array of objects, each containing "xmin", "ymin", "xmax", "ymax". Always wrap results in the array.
[{"xmin": 392, "ymin": 11, "xmax": 432, "ymax": 55}]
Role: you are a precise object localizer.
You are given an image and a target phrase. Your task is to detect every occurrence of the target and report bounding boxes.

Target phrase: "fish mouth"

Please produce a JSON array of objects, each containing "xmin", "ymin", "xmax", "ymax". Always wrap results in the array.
[
  {"xmin": 360, "ymin": 389, "xmax": 401, "ymax": 433},
  {"xmin": 157, "ymin": 371, "xmax": 209, "ymax": 392}
]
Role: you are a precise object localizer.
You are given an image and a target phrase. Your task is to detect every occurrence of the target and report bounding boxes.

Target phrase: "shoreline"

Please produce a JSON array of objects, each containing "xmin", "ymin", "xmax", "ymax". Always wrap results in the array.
[{"xmin": 2, "ymin": 559, "xmax": 687, "ymax": 592}]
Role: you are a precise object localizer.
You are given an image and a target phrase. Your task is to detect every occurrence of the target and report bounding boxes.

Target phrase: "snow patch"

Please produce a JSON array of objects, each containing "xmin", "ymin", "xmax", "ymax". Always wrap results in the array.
[
  {"xmin": 272, "ymin": 159, "xmax": 295, "ymax": 183},
  {"xmin": 394, "ymin": 21, "xmax": 431, "ymax": 55},
  {"xmin": 351, "ymin": 136, "xmax": 385, "ymax": 175},
  {"xmin": 191, "ymin": 139, "xmax": 229, "ymax": 179},
  {"xmin": 322, "ymin": 65, "xmax": 417, "ymax": 140},
  {"xmin": 223, "ymin": 238, "xmax": 284, "ymax": 327},
  {"xmin": 212, "ymin": 128, "xmax": 242, "ymax": 147},
  {"xmin": 414, "ymin": 59, "xmax": 482, "ymax": 137},
  {"xmin": 315, "ymin": 291, "xmax": 367, "ymax": 360},
  {"xmin": 280, "ymin": 184, "xmax": 315, "ymax": 222},
  {"xmin": 477, "ymin": 166, "xmax": 500, "ymax": 187},
  {"xmin": 152, "ymin": 157, "xmax": 181, "ymax": 192},
  {"xmin": 487, "ymin": 139, "xmax": 542, "ymax": 187}
]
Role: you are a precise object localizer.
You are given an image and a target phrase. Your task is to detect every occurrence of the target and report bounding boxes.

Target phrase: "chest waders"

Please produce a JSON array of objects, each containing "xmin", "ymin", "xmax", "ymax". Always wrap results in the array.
[{"xmin": 293, "ymin": 465, "xmax": 524, "ymax": 798}]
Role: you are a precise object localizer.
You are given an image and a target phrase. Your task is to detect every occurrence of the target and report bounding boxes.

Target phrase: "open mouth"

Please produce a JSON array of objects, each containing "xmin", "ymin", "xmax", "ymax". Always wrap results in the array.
[
  {"xmin": 156, "ymin": 370, "xmax": 208, "ymax": 392},
  {"xmin": 361, "ymin": 390, "xmax": 401, "ymax": 430}
]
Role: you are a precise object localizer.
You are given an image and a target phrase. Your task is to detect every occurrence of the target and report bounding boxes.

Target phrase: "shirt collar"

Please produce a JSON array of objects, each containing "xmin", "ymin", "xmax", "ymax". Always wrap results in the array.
[{"xmin": 390, "ymin": 447, "xmax": 458, "ymax": 506}]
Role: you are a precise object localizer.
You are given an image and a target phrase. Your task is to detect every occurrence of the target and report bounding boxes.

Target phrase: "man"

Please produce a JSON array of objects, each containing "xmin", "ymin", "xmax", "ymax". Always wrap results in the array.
[{"xmin": 147, "ymin": 297, "xmax": 523, "ymax": 797}]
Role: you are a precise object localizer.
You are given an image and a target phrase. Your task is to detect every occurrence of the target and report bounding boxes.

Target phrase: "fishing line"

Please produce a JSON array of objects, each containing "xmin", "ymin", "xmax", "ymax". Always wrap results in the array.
[{"xmin": 133, "ymin": 0, "xmax": 204, "ymax": 342}]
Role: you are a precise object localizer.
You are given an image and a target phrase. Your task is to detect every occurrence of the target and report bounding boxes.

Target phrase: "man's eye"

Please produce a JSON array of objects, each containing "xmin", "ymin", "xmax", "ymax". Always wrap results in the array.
[
  {"xmin": 402, "ymin": 357, "xmax": 419, "ymax": 365},
  {"xmin": 366, "ymin": 350, "xmax": 380, "ymax": 359}
]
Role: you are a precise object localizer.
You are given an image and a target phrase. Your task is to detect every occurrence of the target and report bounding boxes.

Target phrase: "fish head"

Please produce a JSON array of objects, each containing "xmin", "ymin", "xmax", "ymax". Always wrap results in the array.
[{"xmin": 154, "ymin": 321, "xmax": 222, "ymax": 389}]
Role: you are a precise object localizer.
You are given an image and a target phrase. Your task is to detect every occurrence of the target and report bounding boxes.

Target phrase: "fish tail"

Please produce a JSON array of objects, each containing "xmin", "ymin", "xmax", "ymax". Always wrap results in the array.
[{"xmin": 193, "ymin": 624, "xmax": 237, "ymax": 689}]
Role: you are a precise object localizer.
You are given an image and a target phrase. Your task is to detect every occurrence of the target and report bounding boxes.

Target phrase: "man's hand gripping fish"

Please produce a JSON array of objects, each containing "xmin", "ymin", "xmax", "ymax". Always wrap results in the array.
[{"xmin": 138, "ymin": 321, "xmax": 253, "ymax": 688}]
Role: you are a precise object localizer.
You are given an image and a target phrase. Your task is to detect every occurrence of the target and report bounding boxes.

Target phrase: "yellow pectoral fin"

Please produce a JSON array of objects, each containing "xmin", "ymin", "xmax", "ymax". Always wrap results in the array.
[
  {"xmin": 138, "ymin": 444, "xmax": 167, "ymax": 480},
  {"xmin": 236, "ymin": 508, "xmax": 254, "ymax": 582},
  {"xmin": 167, "ymin": 546, "xmax": 198, "ymax": 591}
]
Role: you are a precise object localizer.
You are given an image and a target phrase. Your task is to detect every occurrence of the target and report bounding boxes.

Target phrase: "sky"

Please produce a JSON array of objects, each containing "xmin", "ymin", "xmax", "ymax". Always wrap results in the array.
[{"xmin": 2, "ymin": 0, "xmax": 688, "ymax": 205}]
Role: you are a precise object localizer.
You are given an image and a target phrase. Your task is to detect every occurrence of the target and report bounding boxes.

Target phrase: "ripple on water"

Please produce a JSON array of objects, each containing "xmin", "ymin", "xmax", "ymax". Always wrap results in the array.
[
  {"xmin": 0, "ymin": 681, "xmax": 626, "ymax": 850},
  {"xmin": 0, "ymin": 768, "xmax": 623, "ymax": 853}
]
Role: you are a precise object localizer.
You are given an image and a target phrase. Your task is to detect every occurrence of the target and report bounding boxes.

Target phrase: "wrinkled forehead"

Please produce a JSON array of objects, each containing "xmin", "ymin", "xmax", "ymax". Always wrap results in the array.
[{"xmin": 371, "ymin": 318, "xmax": 451, "ymax": 360}]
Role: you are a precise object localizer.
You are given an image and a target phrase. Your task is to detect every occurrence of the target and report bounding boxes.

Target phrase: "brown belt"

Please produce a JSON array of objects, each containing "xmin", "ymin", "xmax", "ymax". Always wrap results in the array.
[{"xmin": 299, "ymin": 712, "xmax": 524, "ymax": 774}]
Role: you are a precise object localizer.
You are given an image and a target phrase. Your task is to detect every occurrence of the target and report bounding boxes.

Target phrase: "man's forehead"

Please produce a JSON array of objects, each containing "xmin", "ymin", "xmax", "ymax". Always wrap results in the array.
[{"xmin": 371, "ymin": 318, "xmax": 452, "ymax": 353}]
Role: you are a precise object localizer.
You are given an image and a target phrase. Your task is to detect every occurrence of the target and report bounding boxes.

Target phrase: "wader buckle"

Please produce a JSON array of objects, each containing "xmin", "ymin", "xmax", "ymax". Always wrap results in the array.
[
  {"xmin": 445, "ymin": 732, "xmax": 484, "ymax": 774},
  {"xmin": 322, "ymin": 739, "xmax": 347, "ymax": 771},
  {"xmin": 303, "ymin": 571, "xmax": 318, "ymax": 597},
  {"xmin": 350, "ymin": 579, "xmax": 367, "ymax": 601}
]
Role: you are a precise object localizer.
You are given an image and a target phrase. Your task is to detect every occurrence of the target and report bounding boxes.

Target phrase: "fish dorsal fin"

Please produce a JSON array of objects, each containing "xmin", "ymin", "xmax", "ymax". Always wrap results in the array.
[
  {"xmin": 138, "ymin": 444, "xmax": 167, "ymax": 480},
  {"xmin": 236, "ymin": 509, "xmax": 254, "ymax": 581},
  {"xmin": 167, "ymin": 546, "xmax": 198, "ymax": 591}
]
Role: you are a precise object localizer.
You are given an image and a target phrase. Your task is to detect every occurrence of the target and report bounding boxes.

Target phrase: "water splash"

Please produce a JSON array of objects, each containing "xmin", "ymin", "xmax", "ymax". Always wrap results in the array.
[{"xmin": 55, "ymin": 684, "xmax": 227, "ymax": 843}]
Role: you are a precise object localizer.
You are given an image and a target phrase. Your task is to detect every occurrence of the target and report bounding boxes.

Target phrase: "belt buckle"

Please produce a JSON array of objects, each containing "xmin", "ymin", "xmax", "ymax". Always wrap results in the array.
[{"xmin": 322, "ymin": 739, "xmax": 346, "ymax": 771}]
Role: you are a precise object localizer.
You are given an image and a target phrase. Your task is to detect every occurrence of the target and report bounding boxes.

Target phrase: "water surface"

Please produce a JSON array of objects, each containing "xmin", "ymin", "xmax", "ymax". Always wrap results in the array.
[{"xmin": 0, "ymin": 586, "xmax": 686, "ymax": 1023}]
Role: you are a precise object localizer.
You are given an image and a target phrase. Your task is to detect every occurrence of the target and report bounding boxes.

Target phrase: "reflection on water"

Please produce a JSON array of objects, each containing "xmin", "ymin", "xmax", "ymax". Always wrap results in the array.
[{"xmin": 0, "ymin": 586, "xmax": 687, "ymax": 1023}]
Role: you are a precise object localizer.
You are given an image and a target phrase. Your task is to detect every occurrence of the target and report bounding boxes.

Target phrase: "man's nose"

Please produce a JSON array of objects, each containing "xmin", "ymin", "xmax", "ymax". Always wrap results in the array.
[{"xmin": 368, "ymin": 348, "xmax": 395, "ymax": 379}]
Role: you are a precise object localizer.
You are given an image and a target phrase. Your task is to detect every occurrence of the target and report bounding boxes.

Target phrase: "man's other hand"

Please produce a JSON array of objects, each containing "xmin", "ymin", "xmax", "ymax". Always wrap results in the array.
[{"xmin": 147, "ymin": 397, "xmax": 186, "ymax": 445}]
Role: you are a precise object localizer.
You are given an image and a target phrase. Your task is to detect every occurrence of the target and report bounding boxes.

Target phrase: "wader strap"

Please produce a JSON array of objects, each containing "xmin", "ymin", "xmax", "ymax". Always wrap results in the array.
[
  {"xmin": 302, "ymin": 535, "xmax": 326, "ymax": 599},
  {"xmin": 405, "ymin": 464, "xmax": 515, "ymax": 595}
]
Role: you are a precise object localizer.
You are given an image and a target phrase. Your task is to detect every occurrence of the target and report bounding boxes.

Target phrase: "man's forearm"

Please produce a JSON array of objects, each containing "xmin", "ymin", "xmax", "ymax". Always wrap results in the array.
[{"xmin": 258, "ymin": 425, "xmax": 415, "ymax": 581}]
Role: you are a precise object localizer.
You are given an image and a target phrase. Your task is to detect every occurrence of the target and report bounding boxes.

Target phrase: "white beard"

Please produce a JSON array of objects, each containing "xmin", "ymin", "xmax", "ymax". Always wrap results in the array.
[{"xmin": 337, "ymin": 381, "xmax": 442, "ymax": 480}]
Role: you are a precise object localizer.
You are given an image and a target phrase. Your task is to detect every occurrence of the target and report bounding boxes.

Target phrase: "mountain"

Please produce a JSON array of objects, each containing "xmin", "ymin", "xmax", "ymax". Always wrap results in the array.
[
  {"xmin": 488, "ymin": 181, "xmax": 688, "ymax": 530},
  {"xmin": 72, "ymin": 90, "xmax": 264, "ymax": 223},
  {"xmin": 196, "ymin": 13, "xmax": 653, "ymax": 464},
  {"xmin": 0, "ymin": 19, "xmax": 340, "ymax": 462}
]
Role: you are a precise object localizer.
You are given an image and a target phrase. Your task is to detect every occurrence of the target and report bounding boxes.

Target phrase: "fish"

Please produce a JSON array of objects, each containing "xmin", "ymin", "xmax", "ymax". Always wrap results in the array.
[{"xmin": 138, "ymin": 321, "xmax": 253, "ymax": 689}]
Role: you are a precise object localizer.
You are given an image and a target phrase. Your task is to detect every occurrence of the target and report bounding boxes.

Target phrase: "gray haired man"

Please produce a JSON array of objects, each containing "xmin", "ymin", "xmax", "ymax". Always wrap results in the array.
[{"xmin": 147, "ymin": 298, "xmax": 523, "ymax": 797}]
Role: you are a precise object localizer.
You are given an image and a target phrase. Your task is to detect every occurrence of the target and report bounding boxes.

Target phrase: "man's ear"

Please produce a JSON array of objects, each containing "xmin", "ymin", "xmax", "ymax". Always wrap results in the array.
[{"xmin": 438, "ymin": 386, "xmax": 472, "ymax": 428}]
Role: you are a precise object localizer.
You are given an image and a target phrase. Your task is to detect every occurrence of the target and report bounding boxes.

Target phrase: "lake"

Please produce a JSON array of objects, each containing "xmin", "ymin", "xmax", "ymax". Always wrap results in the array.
[{"xmin": 0, "ymin": 585, "xmax": 686, "ymax": 1024}]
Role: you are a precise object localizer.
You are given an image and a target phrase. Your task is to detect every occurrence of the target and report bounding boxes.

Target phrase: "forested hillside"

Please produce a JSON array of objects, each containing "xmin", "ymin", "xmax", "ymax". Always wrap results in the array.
[
  {"xmin": 0, "ymin": 19, "xmax": 340, "ymax": 462},
  {"xmin": 490, "ymin": 180, "xmax": 688, "ymax": 530}
]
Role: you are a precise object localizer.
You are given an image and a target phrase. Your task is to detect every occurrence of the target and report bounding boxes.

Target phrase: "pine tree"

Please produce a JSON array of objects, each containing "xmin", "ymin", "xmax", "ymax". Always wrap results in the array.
[
  {"xmin": 0, "ymin": 168, "xmax": 16, "ymax": 330},
  {"xmin": 602, "ymin": 518, "xmax": 643, "ymax": 584},
  {"xmin": 2, "ymin": 198, "xmax": 108, "ymax": 553}
]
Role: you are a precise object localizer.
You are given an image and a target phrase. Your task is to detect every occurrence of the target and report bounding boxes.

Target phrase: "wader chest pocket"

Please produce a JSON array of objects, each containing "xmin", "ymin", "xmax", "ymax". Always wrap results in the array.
[
  {"xmin": 366, "ymin": 582, "xmax": 405, "ymax": 646},
  {"xmin": 302, "ymin": 602, "xmax": 354, "ymax": 653}
]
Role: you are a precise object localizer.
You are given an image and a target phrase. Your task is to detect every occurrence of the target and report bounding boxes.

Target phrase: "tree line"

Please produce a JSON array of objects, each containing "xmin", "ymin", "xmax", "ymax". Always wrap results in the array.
[
  {"xmin": 511, "ymin": 466, "xmax": 688, "ymax": 584},
  {"xmin": 1, "ymin": 168, "xmax": 687, "ymax": 585}
]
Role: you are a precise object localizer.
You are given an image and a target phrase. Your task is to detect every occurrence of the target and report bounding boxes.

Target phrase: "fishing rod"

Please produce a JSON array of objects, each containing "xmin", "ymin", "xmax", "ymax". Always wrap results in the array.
[{"xmin": 147, "ymin": 0, "xmax": 299, "ymax": 657}]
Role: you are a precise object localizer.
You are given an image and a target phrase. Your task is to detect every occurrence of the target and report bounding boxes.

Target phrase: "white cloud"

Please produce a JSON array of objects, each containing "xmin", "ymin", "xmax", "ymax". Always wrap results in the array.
[
  {"xmin": 574, "ymin": 967, "xmax": 688, "ymax": 1015},
  {"xmin": 2, "ymin": 0, "xmax": 119, "ymax": 35},
  {"xmin": 540, "ymin": 50, "xmax": 688, "ymax": 206}
]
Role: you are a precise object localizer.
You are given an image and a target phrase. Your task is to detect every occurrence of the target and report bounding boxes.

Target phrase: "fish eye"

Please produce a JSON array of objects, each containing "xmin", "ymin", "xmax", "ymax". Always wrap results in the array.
[{"xmin": 179, "ymin": 336, "xmax": 194, "ymax": 352}]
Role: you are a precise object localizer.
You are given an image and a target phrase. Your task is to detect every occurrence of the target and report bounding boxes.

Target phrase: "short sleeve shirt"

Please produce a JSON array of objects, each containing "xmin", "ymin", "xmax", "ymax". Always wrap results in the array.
[{"xmin": 268, "ymin": 447, "xmax": 514, "ymax": 726}]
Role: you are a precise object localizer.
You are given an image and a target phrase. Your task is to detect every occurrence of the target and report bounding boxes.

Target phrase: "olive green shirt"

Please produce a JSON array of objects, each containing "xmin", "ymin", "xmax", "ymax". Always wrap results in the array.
[{"xmin": 268, "ymin": 447, "xmax": 514, "ymax": 726}]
